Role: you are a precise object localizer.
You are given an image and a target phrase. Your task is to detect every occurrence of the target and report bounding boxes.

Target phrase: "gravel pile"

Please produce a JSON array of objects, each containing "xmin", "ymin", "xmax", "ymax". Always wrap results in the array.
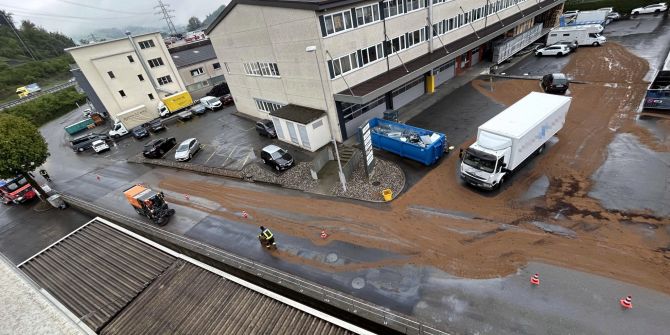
[{"xmin": 330, "ymin": 152, "xmax": 405, "ymax": 202}]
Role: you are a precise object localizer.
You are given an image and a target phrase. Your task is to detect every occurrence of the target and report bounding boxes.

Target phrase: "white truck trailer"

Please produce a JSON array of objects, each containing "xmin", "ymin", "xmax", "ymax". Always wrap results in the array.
[{"xmin": 459, "ymin": 92, "xmax": 572, "ymax": 190}]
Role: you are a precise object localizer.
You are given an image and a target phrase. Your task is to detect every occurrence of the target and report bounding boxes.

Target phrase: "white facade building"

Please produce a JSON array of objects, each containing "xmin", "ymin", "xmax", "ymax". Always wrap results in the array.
[
  {"xmin": 67, "ymin": 32, "xmax": 185, "ymax": 127},
  {"xmin": 207, "ymin": 0, "xmax": 565, "ymax": 148}
]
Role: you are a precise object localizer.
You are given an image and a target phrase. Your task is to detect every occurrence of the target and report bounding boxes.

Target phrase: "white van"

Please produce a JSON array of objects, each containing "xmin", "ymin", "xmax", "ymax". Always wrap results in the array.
[{"xmin": 547, "ymin": 27, "xmax": 606, "ymax": 47}]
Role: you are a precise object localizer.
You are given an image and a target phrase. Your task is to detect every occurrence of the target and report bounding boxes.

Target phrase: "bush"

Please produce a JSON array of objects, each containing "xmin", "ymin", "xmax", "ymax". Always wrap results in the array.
[{"xmin": 1, "ymin": 87, "xmax": 86, "ymax": 126}]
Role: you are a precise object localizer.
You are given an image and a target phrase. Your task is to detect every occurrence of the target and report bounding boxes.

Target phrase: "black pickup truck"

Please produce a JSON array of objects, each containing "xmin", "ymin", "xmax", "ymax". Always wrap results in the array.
[{"xmin": 70, "ymin": 133, "xmax": 110, "ymax": 152}]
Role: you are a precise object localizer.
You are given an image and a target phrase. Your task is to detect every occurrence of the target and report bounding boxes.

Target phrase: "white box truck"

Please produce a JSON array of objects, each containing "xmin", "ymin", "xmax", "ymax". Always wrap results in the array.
[
  {"xmin": 547, "ymin": 26, "xmax": 606, "ymax": 46},
  {"xmin": 459, "ymin": 92, "xmax": 572, "ymax": 190},
  {"xmin": 108, "ymin": 105, "xmax": 159, "ymax": 138}
]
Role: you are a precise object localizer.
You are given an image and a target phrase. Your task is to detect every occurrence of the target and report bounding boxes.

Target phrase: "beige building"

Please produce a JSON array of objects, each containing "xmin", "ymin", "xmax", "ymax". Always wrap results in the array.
[
  {"xmin": 170, "ymin": 40, "xmax": 227, "ymax": 99},
  {"xmin": 67, "ymin": 32, "xmax": 185, "ymax": 128},
  {"xmin": 207, "ymin": 0, "xmax": 565, "ymax": 147}
]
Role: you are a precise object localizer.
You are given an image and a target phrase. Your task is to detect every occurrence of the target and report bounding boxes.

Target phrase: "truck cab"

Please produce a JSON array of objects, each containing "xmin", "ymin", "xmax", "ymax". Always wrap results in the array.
[
  {"xmin": 460, "ymin": 143, "xmax": 511, "ymax": 190},
  {"xmin": 0, "ymin": 176, "xmax": 37, "ymax": 205},
  {"xmin": 109, "ymin": 121, "xmax": 129, "ymax": 138}
]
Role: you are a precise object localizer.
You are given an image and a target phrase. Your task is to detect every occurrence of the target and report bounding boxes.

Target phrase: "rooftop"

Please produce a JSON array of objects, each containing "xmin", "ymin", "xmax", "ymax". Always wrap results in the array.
[
  {"xmin": 270, "ymin": 104, "xmax": 326, "ymax": 124},
  {"xmin": 65, "ymin": 31, "xmax": 160, "ymax": 52},
  {"xmin": 170, "ymin": 41, "xmax": 218, "ymax": 68}
]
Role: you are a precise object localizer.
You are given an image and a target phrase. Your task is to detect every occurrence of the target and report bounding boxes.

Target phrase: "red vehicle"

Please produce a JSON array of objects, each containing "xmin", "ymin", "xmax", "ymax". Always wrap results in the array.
[{"xmin": 0, "ymin": 175, "xmax": 37, "ymax": 205}]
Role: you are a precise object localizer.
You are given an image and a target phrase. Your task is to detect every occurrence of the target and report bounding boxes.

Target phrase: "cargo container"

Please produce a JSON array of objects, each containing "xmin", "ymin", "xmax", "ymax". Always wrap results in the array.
[
  {"xmin": 368, "ymin": 118, "xmax": 447, "ymax": 166},
  {"xmin": 64, "ymin": 118, "xmax": 95, "ymax": 135},
  {"xmin": 459, "ymin": 92, "xmax": 572, "ymax": 190}
]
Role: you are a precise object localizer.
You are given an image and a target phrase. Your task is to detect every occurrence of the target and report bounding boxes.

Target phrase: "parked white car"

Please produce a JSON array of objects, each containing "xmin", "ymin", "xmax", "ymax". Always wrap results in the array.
[
  {"xmin": 91, "ymin": 140, "xmax": 110, "ymax": 153},
  {"xmin": 200, "ymin": 96, "xmax": 222, "ymax": 111},
  {"xmin": 535, "ymin": 44, "xmax": 572, "ymax": 57},
  {"xmin": 174, "ymin": 138, "xmax": 200, "ymax": 161},
  {"xmin": 631, "ymin": 3, "xmax": 667, "ymax": 15}
]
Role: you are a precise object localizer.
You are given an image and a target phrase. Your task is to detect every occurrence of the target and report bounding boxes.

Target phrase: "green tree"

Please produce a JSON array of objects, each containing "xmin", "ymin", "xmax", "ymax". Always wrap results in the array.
[
  {"xmin": 186, "ymin": 16, "xmax": 202, "ymax": 31},
  {"xmin": 0, "ymin": 114, "xmax": 49, "ymax": 198}
]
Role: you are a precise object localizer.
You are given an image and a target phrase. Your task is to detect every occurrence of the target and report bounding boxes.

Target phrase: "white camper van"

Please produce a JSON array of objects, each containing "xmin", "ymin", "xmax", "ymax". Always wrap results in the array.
[
  {"xmin": 547, "ymin": 26, "xmax": 606, "ymax": 46},
  {"xmin": 459, "ymin": 92, "xmax": 572, "ymax": 191}
]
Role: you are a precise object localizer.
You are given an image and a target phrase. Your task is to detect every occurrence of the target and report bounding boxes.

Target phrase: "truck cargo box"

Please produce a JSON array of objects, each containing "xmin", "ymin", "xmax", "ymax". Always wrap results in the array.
[{"xmin": 369, "ymin": 118, "xmax": 447, "ymax": 166}]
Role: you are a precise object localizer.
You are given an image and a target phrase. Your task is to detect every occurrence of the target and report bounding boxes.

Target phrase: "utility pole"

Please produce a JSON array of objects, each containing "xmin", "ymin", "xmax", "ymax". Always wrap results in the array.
[
  {"xmin": 154, "ymin": 0, "xmax": 177, "ymax": 35},
  {"xmin": 0, "ymin": 11, "xmax": 36, "ymax": 61}
]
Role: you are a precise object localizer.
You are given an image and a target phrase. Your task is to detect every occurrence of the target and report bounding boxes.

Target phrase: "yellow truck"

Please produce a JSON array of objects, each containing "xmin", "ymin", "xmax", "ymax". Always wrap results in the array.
[
  {"xmin": 16, "ymin": 83, "xmax": 41, "ymax": 98},
  {"xmin": 158, "ymin": 91, "xmax": 193, "ymax": 117}
]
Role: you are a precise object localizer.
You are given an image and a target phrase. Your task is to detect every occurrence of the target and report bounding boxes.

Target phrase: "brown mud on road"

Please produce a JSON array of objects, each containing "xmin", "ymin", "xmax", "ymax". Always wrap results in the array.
[{"xmin": 159, "ymin": 43, "xmax": 670, "ymax": 294}]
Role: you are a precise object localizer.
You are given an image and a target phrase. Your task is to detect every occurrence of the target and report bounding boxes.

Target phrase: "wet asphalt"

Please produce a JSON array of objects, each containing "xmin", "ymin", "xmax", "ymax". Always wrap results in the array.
[{"xmin": 0, "ymin": 15, "xmax": 669, "ymax": 335}]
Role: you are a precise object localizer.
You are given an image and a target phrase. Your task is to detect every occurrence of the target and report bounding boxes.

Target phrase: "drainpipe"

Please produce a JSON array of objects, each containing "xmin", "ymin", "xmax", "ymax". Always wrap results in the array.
[
  {"xmin": 125, "ymin": 31, "xmax": 171, "ymax": 95},
  {"xmin": 428, "ymin": 0, "xmax": 433, "ymax": 53}
]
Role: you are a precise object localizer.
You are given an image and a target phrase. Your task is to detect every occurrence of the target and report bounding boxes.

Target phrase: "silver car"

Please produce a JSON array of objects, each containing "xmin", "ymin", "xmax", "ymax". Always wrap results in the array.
[{"xmin": 174, "ymin": 138, "xmax": 200, "ymax": 161}]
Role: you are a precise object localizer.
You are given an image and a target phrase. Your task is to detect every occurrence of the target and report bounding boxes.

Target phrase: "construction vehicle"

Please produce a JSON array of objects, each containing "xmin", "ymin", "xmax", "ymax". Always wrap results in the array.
[
  {"xmin": 123, "ymin": 184, "xmax": 175, "ymax": 225},
  {"xmin": 16, "ymin": 83, "xmax": 41, "ymax": 98},
  {"xmin": 258, "ymin": 226, "xmax": 277, "ymax": 250},
  {"xmin": 0, "ymin": 175, "xmax": 37, "ymax": 205}
]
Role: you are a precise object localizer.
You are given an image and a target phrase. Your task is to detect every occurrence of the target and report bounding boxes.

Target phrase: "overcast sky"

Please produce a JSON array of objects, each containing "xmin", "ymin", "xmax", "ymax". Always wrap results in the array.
[{"xmin": 3, "ymin": 0, "xmax": 228, "ymax": 36}]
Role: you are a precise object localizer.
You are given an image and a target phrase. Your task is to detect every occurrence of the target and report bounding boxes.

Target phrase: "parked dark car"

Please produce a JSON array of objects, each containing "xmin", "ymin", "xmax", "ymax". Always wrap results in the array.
[
  {"xmin": 131, "ymin": 126, "xmax": 150, "ymax": 139},
  {"xmin": 255, "ymin": 119, "xmax": 277, "ymax": 138},
  {"xmin": 554, "ymin": 41, "xmax": 578, "ymax": 52},
  {"xmin": 220, "ymin": 94, "xmax": 234, "ymax": 106},
  {"xmin": 177, "ymin": 110, "xmax": 193, "ymax": 121},
  {"xmin": 142, "ymin": 137, "xmax": 177, "ymax": 159},
  {"xmin": 190, "ymin": 103, "xmax": 207, "ymax": 115},
  {"xmin": 260, "ymin": 145, "xmax": 294, "ymax": 171},
  {"xmin": 70, "ymin": 133, "xmax": 109, "ymax": 152},
  {"xmin": 144, "ymin": 119, "xmax": 166, "ymax": 132},
  {"xmin": 541, "ymin": 73, "xmax": 570, "ymax": 94},
  {"xmin": 206, "ymin": 82, "xmax": 230, "ymax": 97}
]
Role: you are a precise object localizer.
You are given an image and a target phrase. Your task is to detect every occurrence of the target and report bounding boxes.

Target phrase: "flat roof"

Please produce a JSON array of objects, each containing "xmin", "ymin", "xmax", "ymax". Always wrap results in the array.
[
  {"xmin": 170, "ymin": 43, "xmax": 217, "ymax": 68},
  {"xmin": 270, "ymin": 104, "xmax": 326, "ymax": 124},
  {"xmin": 65, "ymin": 31, "xmax": 160, "ymax": 52},
  {"xmin": 334, "ymin": 0, "xmax": 565, "ymax": 104}
]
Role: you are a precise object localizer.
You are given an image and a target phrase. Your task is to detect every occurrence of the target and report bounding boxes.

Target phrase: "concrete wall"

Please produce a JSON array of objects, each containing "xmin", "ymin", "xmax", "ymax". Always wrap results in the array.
[{"xmin": 67, "ymin": 32, "xmax": 185, "ymax": 122}]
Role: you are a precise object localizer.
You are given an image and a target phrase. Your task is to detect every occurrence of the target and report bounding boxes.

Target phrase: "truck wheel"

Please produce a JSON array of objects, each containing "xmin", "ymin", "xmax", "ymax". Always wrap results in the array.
[
  {"xmin": 592, "ymin": 42, "xmax": 600, "ymax": 46},
  {"xmin": 536, "ymin": 144, "xmax": 546, "ymax": 155},
  {"xmin": 536, "ymin": 52, "xmax": 542, "ymax": 57},
  {"xmin": 557, "ymin": 52, "xmax": 563, "ymax": 57},
  {"xmin": 112, "ymin": 134, "xmax": 120, "ymax": 139},
  {"xmin": 633, "ymin": 11, "xmax": 639, "ymax": 15},
  {"xmin": 496, "ymin": 177, "xmax": 505, "ymax": 191}
]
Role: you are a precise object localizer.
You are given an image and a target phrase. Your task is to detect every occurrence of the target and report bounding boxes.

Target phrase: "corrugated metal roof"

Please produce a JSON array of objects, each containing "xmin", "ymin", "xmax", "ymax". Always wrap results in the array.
[
  {"xmin": 171, "ymin": 43, "xmax": 217, "ymax": 68},
  {"xmin": 102, "ymin": 259, "xmax": 355, "ymax": 335},
  {"xmin": 19, "ymin": 222, "xmax": 176, "ymax": 332}
]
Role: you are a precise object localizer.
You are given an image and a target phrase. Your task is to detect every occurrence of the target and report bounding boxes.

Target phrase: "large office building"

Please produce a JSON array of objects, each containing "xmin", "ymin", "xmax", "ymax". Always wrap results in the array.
[
  {"xmin": 207, "ymin": 0, "xmax": 565, "ymax": 149},
  {"xmin": 67, "ymin": 32, "xmax": 186, "ymax": 125}
]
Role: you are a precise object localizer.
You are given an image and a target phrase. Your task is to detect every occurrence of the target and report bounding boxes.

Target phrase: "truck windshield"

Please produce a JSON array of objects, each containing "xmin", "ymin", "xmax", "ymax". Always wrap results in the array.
[
  {"xmin": 4, "ymin": 178, "xmax": 27, "ymax": 192},
  {"xmin": 463, "ymin": 150, "xmax": 496, "ymax": 173}
]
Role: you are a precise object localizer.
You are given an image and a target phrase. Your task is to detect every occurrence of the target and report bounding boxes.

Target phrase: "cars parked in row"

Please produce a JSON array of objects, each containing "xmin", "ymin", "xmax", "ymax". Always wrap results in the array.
[
  {"xmin": 70, "ymin": 133, "xmax": 110, "ymax": 152},
  {"xmin": 143, "ymin": 137, "xmax": 177, "ymax": 159},
  {"xmin": 175, "ymin": 138, "xmax": 201, "ymax": 161},
  {"xmin": 200, "ymin": 96, "xmax": 223, "ymax": 111},
  {"xmin": 144, "ymin": 119, "xmax": 166, "ymax": 133},
  {"xmin": 631, "ymin": 3, "xmax": 667, "ymax": 15},
  {"xmin": 91, "ymin": 140, "xmax": 110, "ymax": 153},
  {"xmin": 131, "ymin": 126, "xmax": 150, "ymax": 139},
  {"xmin": 260, "ymin": 145, "xmax": 294, "ymax": 171},
  {"xmin": 255, "ymin": 119, "xmax": 277, "ymax": 138},
  {"xmin": 190, "ymin": 103, "xmax": 207, "ymax": 115},
  {"xmin": 220, "ymin": 94, "xmax": 234, "ymax": 106},
  {"xmin": 535, "ymin": 44, "xmax": 571, "ymax": 57},
  {"xmin": 541, "ymin": 73, "xmax": 570, "ymax": 95},
  {"xmin": 178, "ymin": 110, "xmax": 193, "ymax": 121}
]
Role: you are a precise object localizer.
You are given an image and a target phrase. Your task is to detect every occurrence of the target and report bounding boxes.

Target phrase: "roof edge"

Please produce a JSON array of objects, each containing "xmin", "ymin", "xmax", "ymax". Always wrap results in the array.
[
  {"xmin": 206, "ymin": 0, "xmax": 322, "ymax": 34},
  {"xmin": 65, "ymin": 31, "xmax": 161, "ymax": 52}
]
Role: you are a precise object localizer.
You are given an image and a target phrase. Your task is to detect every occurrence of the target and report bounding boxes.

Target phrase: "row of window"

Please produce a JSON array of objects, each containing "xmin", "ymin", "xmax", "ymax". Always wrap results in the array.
[
  {"xmin": 148, "ymin": 57, "xmax": 164, "ymax": 68},
  {"xmin": 254, "ymin": 98, "xmax": 284, "ymax": 113},
  {"xmin": 138, "ymin": 39, "xmax": 155, "ymax": 49},
  {"xmin": 328, "ymin": 26, "xmax": 428, "ymax": 79},
  {"xmin": 391, "ymin": 76, "xmax": 423, "ymax": 97},
  {"xmin": 243, "ymin": 62, "xmax": 280, "ymax": 77},
  {"xmin": 321, "ymin": 0, "xmax": 528, "ymax": 38},
  {"xmin": 341, "ymin": 95, "xmax": 386, "ymax": 122}
]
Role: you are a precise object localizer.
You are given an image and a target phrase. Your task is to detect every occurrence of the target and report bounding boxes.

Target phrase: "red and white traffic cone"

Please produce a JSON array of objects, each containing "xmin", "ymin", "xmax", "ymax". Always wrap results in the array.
[
  {"xmin": 619, "ymin": 295, "xmax": 633, "ymax": 309},
  {"xmin": 530, "ymin": 273, "xmax": 540, "ymax": 286},
  {"xmin": 184, "ymin": 194, "xmax": 190, "ymax": 201},
  {"xmin": 320, "ymin": 230, "xmax": 328, "ymax": 239},
  {"xmin": 96, "ymin": 174, "xmax": 101, "ymax": 181},
  {"xmin": 242, "ymin": 210, "xmax": 248, "ymax": 219}
]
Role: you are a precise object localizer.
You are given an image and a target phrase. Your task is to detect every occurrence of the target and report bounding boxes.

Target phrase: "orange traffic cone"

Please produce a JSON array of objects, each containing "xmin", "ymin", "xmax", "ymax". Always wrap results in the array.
[
  {"xmin": 320, "ymin": 230, "xmax": 328, "ymax": 239},
  {"xmin": 619, "ymin": 295, "xmax": 633, "ymax": 309},
  {"xmin": 530, "ymin": 273, "xmax": 540, "ymax": 286},
  {"xmin": 242, "ymin": 210, "xmax": 248, "ymax": 219},
  {"xmin": 184, "ymin": 194, "xmax": 190, "ymax": 201}
]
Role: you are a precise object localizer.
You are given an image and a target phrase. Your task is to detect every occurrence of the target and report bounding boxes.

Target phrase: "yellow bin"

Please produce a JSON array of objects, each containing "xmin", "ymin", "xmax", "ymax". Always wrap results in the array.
[{"xmin": 382, "ymin": 189, "xmax": 393, "ymax": 202}]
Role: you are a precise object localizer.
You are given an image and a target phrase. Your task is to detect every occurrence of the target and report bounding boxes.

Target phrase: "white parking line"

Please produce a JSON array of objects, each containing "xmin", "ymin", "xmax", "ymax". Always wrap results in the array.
[
  {"xmin": 221, "ymin": 144, "xmax": 238, "ymax": 167},
  {"xmin": 204, "ymin": 146, "xmax": 218, "ymax": 164},
  {"xmin": 240, "ymin": 150, "xmax": 252, "ymax": 168}
]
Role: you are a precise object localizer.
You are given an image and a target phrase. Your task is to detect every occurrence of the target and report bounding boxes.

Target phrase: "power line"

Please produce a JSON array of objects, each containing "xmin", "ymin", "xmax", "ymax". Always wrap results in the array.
[
  {"xmin": 4, "ymin": 7, "xmax": 148, "ymax": 21},
  {"xmin": 154, "ymin": 0, "xmax": 177, "ymax": 35},
  {"xmin": 0, "ymin": 10, "xmax": 37, "ymax": 60},
  {"xmin": 55, "ymin": 0, "xmax": 153, "ymax": 15}
]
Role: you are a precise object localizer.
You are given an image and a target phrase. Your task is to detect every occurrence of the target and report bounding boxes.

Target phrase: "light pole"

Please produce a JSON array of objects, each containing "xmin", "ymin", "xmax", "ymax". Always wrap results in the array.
[{"xmin": 306, "ymin": 45, "xmax": 347, "ymax": 192}]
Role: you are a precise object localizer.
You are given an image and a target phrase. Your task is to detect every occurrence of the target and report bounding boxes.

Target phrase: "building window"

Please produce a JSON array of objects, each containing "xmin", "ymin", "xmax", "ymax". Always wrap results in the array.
[
  {"xmin": 355, "ymin": 3, "xmax": 380, "ymax": 26},
  {"xmin": 157, "ymin": 75, "xmax": 172, "ymax": 85},
  {"xmin": 148, "ymin": 93, "xmax": 154, "ymax": 100},
  {"xmin": 137, "ymin": 74, "xmax": 144, "ymax": 81},
  {"xmin": 108, "ymin": 71, "xmax": 115, "ymax": 79},
  {"xmin": 213, "ymin": 62, "xmax": 221, "ymax": 70},
  {"xmin": 405, "ymin": 0, "xmax": 427, "ymax": 13},
  {"xmin": 118, "ymin": 90, "xmax": 126, "ymax": 97},
  {"xmin": 148, "ymin": 57, "xmax": 164, "ymax": 68},
  {"xmin": 328, "ymin": 52, "xmax": 358, "ymax": 79},
  {"xmin": 243, "ymin": 62, "xmax": 280, "ymax": 77},
  {"xmin": 340, "ymin": 95, "xmax": 385, "ymax": 123},
  {"xmin": 138, "ymin": 39, "xmax": 155, "ymax": 49},
  {"xmin": 382, "ymin": 0, "xmax": 405, "ymax": 19},
  {"xmin": 312, "ymin": 119, "xmax": 323, "ymax": 129},
  {"xmin": 190, "ymin": 67, "xmax": 204, "ymax": 76},
  {"xmin": 391, "ymin": 77, "xmax": 423, "ymax": 97},
  {"xmin": 320, "ymin": 10, "xmax": 353, "ymax": 37},
  {"xmin": 254, "ymin": 98, "xmax": 284, "ymax": 113},
  {"xmin": 127, "ymin": 55, "xmax": 134, "ymax": 63}
]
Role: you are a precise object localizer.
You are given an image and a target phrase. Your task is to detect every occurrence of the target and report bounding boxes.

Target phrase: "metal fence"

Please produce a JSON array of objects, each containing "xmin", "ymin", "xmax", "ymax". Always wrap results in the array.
[
  {"xmin": 60, "ymin": 194, "xmax": 452, "ymax": 335},
  {"xmin": 0, "ymin": 81, "xmax": 76, "ymax": 111}
]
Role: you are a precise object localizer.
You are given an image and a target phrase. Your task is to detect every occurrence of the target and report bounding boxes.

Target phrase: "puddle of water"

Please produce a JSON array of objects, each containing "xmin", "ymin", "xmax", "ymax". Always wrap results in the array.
[{"xmin": 520, "ymin": 175, "xmax": 549, "ymax": 201}]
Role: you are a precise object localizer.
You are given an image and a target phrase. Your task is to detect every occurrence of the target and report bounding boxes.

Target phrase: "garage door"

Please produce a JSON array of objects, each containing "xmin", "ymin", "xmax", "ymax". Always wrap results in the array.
[
  {"xmin": 434, "ymin": 60, "xmax": 455, "ymax": 87},
  {"xmin": 471, "ymin": 48, "xmax": 481, "ymax": 66},
  {"xmin": 344, "ymin": 102, "xmax": 386, "ymax": 139},
  {"xmin": 392, "ymin": 76, "xmax": 424, "ymax": 110}
]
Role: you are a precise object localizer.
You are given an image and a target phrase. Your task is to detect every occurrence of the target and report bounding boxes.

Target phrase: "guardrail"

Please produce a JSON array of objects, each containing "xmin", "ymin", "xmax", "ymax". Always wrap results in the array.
[
  {"xmin": 0, "ymin": 81, "xmax": 76, "ymax": 111},
  {"xmin": 60, "ymin": 194, "xmax": 452, "ymax": 335}
]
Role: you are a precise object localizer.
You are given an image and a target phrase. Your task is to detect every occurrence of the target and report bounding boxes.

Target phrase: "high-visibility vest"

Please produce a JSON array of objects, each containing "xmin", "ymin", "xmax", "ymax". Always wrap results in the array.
[{"xmin": 262, "ymin": 229, "xmax": 273, "ymax": 239}]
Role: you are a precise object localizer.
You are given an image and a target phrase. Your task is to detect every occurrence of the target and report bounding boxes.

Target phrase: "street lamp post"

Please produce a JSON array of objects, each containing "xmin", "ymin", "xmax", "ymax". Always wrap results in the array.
[{"xmin": 306, "ymin": 45, "xmax": 347, "ymax": 193}]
